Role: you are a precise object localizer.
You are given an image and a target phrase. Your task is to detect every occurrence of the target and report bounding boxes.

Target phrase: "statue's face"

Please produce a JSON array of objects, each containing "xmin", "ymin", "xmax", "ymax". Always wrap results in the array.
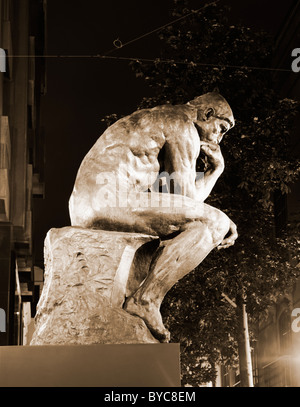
[{"xmin": 196, "ymin": 104, "xmax": 234, "ymax": 145}]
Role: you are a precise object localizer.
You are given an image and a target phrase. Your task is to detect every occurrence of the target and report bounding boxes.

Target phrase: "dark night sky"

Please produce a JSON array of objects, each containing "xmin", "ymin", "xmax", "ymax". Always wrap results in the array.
[{"xmin": 33, "ymin": 0, "xmax": 297, "ymax": 265}]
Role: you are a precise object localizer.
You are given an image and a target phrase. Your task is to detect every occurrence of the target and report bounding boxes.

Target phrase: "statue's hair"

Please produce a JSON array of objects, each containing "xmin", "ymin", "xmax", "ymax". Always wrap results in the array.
[
  {"xmin": 187, "ymin": 92, "xmax": 234, "ymax": 127},
  {"xmin": 187, "ymin": 92, "xmax": 227, "ymax": 107}
]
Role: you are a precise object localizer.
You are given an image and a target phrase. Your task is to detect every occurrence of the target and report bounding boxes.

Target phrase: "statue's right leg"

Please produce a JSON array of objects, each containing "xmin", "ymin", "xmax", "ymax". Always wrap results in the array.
[{"xmin": 123, "ymin": 198, "xmax": 231, "ymax": 341}]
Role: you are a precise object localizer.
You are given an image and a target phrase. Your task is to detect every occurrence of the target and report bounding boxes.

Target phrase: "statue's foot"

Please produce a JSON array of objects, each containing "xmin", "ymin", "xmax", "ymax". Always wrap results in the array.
[{"xmin": 124, "ymin": 296, "xmax": 170, "ymax": 343}]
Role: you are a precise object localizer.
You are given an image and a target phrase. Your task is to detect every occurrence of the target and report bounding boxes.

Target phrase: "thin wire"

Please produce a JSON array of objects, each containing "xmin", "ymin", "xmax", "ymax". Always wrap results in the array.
[
  {"xmin": 103, "ymin": 0, "xmax": 222, "ymax": 55},
  {"xmin": 6, "ymin": 0, "xmax": 292, "ymax": 73},
  {"xmin": 9, "ymin": 54, "xmax": 293, "ymax": 72}
]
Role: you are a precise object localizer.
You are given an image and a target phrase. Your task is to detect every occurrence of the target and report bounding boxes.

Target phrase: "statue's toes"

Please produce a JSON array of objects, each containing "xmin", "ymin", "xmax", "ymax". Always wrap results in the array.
[
  {"xmin": 151, "ymin": 326, "xmax": 170, "ymax": 343},
  {"xmin": 124, "ymin": 297, "xmax": 170, "ymax": 343}
]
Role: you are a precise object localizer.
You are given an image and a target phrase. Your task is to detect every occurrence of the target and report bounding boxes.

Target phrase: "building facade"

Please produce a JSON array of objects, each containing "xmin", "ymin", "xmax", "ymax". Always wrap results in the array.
[{"xmin": 0, "ymin": 0, "xmax": 46, "ymax": 345}]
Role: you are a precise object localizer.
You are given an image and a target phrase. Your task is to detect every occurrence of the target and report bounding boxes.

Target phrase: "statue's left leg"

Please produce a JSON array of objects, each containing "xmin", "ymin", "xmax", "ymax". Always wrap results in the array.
[{"xmin": 124, "ymin": 202, "xmax": 231, "ymax": 342}]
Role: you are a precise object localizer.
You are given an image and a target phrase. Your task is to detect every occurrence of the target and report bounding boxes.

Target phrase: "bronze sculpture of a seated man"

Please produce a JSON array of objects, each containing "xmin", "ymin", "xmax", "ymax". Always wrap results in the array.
[{"xmin": 69, "ymin": 92, "xmax": 238, "ymax": 342}]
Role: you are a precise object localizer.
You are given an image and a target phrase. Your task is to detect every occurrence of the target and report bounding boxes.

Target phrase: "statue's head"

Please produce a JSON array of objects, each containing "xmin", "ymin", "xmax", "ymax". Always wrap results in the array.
[{"xmin": 187, "ymin": 92, "xmax": 235, "ymax": 144}]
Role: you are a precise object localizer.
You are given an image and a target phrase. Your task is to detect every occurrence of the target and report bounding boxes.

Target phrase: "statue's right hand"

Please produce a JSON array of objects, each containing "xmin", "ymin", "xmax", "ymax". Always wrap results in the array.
[{"xmin": 200, "ymin": 141, "xmax": 225, "ymax": 171}]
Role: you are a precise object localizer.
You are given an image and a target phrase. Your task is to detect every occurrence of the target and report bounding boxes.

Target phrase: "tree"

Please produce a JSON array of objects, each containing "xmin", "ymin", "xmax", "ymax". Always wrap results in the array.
[{"xmin": 104, "ymin": 0, "xmax": 300, "ymax": 386}]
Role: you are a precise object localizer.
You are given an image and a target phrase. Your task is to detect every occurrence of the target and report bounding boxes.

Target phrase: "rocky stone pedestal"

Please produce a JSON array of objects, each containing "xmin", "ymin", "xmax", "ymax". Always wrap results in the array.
[{"xmin": 30, "ymin": 227, "xmax": 160, "ymax": 345}]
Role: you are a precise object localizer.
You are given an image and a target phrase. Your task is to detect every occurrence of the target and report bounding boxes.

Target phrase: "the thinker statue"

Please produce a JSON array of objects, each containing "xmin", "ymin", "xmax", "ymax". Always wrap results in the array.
[{"xmin": 69, "ymin": 92, "xmax": 238, "ymax": 342}]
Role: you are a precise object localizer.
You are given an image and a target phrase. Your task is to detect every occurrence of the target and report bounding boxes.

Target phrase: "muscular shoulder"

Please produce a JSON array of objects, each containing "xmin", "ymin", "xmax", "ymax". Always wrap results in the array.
[
  {"xmin": 150, "ymin": 105, "xmax": 197, "ymax": 143},
  {"xmin": 151, "ymin": 104, "xmax": 195, "ymax": 130},
  {"xmin": 101, "ymin": 107, "xmax": 166, "ymax": 149},
  {"xmin": 118, "ymin": 104, "xmax": 194, "ymax": 132},
  {"xmin": 89, "ymin": 104, "xmax": 197, "ymax": 159}
]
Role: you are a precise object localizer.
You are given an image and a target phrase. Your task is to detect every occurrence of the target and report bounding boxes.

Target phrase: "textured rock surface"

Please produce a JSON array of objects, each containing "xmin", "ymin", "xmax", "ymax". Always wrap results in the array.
[{"xmin": 30, "ymin": 227, "xmax": 160, "ymax": 345}]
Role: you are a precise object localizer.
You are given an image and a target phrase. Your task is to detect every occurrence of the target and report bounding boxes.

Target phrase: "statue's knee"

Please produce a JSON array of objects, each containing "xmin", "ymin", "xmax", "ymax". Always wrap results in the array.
[{"xmin": 210, "ymin": 210, "xmax": 230, "ymax": 245}]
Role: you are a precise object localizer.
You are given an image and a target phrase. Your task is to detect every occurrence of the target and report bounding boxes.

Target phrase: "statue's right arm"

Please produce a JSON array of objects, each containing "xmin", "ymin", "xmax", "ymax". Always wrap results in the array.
[
  {"xmin": 195, "ymin": 141, "xmax": 225, "ymax": 202},
  {"xmin": 196, "ymin": 141, "xmax": 225, "ymax": 202}
]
